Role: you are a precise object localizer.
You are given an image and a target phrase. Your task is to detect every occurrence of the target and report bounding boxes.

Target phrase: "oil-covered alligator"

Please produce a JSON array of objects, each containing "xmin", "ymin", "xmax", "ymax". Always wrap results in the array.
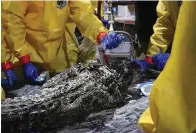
[{"xmin": 1, "ymin": 60, "xmax": 142, "ymax": 133}]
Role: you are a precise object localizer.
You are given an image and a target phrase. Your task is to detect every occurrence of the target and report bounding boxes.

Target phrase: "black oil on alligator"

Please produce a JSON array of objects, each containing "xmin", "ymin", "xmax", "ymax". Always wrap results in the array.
[{"xmin": 1, "ymin": 60, "xmax": 142, "ymax": 133}]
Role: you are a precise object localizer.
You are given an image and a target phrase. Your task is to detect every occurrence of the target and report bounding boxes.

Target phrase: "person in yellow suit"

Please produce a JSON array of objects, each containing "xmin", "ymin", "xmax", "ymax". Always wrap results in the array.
[
  {"xmin": 1, "ymin": 26, "xmax": 20, "ymax": 86},
  {"xmin": 139, "ymin": 1, "xmax": 196, "ymax": 133},
  {"xmin": 65, "ymin": 0, "xmax": 105, "ymax": 67},
  {"xmin": 1, "ymin": 27, "xmax": 14, "ymax": 100},
  {"xmin": 135, "ymin": 1, "xmax": 181, "ymax": 72},
  {"xmin": 77, "ymin": 0, "xmax": 106, "ymax": 65},
  {"xmin": 64, "ymin": 22, "xmax": 80, "ymax": 68},
  {"xmin": 147, "ymin": 1, "xmax": 180, "ymax": 58},
  {"xmin": 2, "ymin": 1, "xmax": 125, "ymax": 83}
]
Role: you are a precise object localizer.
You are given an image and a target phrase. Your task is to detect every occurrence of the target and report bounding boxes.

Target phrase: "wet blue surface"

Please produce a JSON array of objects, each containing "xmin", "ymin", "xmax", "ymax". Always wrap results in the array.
[{"xmin": 59, "ymin": 97, "xmax": 148, "ymax": 133}]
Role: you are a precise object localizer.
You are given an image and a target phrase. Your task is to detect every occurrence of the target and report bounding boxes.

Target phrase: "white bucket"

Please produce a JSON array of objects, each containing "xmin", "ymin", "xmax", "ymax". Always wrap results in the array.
[{"xmin": 141, "ymin": 83, "xmax": 153, "ymax": 97}]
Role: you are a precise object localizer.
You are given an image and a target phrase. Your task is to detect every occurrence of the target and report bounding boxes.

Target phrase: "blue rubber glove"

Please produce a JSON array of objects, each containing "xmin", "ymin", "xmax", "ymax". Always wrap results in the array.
[
  {"xmin": 1, "ymin": 79, "xmax": 8, "ymax": 85},
  {"xmin": 135, "ymin": 60, "xmax": 150, "ymax": 73},
  {"xmin": 4, "ymin": 69, "xmax": 18, "ymax": 86},
  {"xmin": 19, "ymin": 54, "xmax": 39, "ymax": 83},
  {"xmin": 23, "ymin": 62, "xmax": 39, "ymax": 82},
  {"xmin": 152, "ymin": 53, "xmax": 170, "ymax": 70},
  {"xmin": 100, "ymin": 32, "xmax": 125, "ymax": 50},
  {"xmin": 1, "ymin": 61, "xmax": 18, "ymax": 86}
]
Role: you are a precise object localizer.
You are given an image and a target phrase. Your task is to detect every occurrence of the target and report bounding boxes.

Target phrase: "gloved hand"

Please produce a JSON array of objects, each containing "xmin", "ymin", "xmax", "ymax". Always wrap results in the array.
[
  {"xmin": 1, "ymin": 61, "xmax": 18, "ymax": 86},
  {"xmin": 152, "ymin": 53, "xmax": 170, "ymax": 70},
  {"xmin": 4, "ymin": 70, "xmax": 18, "ymax": 85},
  {"xmin": 135, "ymin": 60, "xmax": 150, "ymax": 73},
  {"xmin": 134, "ymin": 56, "xmax": 153, "ymax": 73},
  {"xmin": 97, "ymin": 32, "xmax": 125, "ymax": 50},
  {"xmin": 19, "ymin": 54, "xmax": 39, "ymax": 82}
]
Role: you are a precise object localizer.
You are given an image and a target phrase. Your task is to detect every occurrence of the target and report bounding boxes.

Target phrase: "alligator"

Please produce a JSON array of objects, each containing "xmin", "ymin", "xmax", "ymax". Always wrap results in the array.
[{"xmin": 1, "ymin": 60, "xmax": 142, "ymax": 133}]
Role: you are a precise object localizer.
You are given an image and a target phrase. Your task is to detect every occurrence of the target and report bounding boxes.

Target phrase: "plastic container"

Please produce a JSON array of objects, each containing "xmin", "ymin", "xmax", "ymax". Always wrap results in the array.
[
  {"xmin": 141, "ymin": 83, "xmax": 153, "ymax": 97},
  {"xmin": 115, "ymin": 5, "xmax": 135, "ymax": 22},
  {"xmin": 105, "ymin": 31, "xmax": 135, "ymax": 60},
  {"xmin": 106, "ymin": 42, "xmax": 131, "ymax": 53},
  {"xmin": 118, "ymin": 5, "xmax": 131, "ymax": 17}
]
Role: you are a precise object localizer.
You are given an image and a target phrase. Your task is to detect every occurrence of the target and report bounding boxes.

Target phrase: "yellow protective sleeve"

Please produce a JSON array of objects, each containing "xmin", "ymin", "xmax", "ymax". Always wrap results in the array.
[
  {"xmin": 69, "ymin": 1, "xmax": 108, "ymax": 43},
  {"xmin": 147, "ymin": 1, "xmax": 176, "ymax": 56},
  {"xmin": 139, "ymin": 1, "xmax": 196, "ymax": 133},
  {"xmin": 1, "ymin": 87, "xmax": 5, "ymax": 101},
  {"xmin": 2, "ymin": 1, "xmax": 32, "ymax": 58},
  {"xmin": 1, "ymin": 27, "xmax": 12, "ymax": 62},
  {"xmin": 64, "ymin": 22, "xmax": 80, "ymax": 67}
]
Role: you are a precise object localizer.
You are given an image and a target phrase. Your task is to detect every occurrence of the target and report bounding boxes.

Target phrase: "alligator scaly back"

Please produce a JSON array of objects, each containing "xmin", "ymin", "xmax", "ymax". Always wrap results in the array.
[{"xmin": 1, "ymin": 60, "xmax": 141, "ymax": 133}]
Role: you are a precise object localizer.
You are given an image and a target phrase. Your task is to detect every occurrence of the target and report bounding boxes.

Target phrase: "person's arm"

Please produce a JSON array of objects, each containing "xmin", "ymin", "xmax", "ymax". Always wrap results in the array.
[
  {"xmin": 146, "ymin": 1, "xmax": 175, "ymax": 57},
  {"xmin": 1, "ymin": 87, "xmax": 5, "ymax": 100},
  {"xmin": 2, "ymin": 1, "xmax": 39, "ymax": 82},
  {"xmin": 135, "ymin": 1, "xmax": 174, "ymax": 71},
  {"xmin": 68, "ymin": 1, "xmax": 108, "ymax": 43},
  {"xmin": 1, "ymin": 27, "xmax": 14, "ymax": 63},
  {"xmin": 2, "ymin": 1, "xmax": 31, "ymax": 60},
  {"xmin": 1, "ymin": 27, "xmax": 19, "ymax": 86}
]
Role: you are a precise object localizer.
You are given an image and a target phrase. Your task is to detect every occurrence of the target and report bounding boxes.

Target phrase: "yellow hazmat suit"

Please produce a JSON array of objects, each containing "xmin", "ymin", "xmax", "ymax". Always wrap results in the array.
[
  {"xmin": 1, "ymin": 28, "xmax": 10, "ymax": 99},
  {"xmin": 64, "ymin": 22, "xmax": 80, "ymax": 67},
  {"xmin": 146, "ymin": 1, "xmax": 180, "ymax": 57},
  {"xmin": 64, "ymin": 0, "xmax": 102, "ymax": 67},
  {"xmin": 79, "ymin": 0, "xmax": 105, "ymax": 65},
  {"xmin": 66, "ymin": 0, "xmax": 105, "ymax": 66},
  {"xmin": 2, "ymin": 1, "xmax": 107, "ymax": 73},
  {"xmin": 1, "ymin": 87, "xmax": 5, "ymax": 100},
  {"xmin": 1, "ymin": 27, "xmax": 17, "ymax": 63},
  {"xmin": 139, "ymin": 1, "xmax": 196, "ymax": 133},
  {"xmin": 2, "ymin": 8, "xmax": 18, "ymax": 63}
]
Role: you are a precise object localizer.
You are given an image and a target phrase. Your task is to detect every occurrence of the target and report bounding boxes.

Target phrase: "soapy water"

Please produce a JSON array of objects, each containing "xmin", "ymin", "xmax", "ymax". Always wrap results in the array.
[
  {"xmin": 40, "ymin": 97, "xmax": 148, "ymax": 133},
  {"xmin": 53, "ymin": 97, "xmax": 148, "ymax": 133},
  {"xmin": 71, "ymin": 97, "xmax": 148, "ymax": 133},
  {"xmin": 9, "ymin": 85, "xmax": 41, "ymax": 97},
  {"xmin": 36, "ymin": 71, "xmax": 50, "ymax": 82},
  {"xmin": 8, "ymin": 71, "xmax": 49, "ymax": 97},
  {"xmin": 54, "ymin": 98, "xmax": 148, "ymax": 133}
]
